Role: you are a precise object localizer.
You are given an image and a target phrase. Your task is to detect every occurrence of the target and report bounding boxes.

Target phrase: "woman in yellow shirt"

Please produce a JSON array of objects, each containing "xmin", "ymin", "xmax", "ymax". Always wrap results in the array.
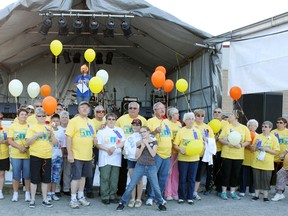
[
  {"xmin": 173, "ymin": 112, "xmax": 202, "ymax": 205},
  {"xmin": 0, "ymin": 112, "xmax": 9, "ymax": 200},
  {"xmin": 8, "ymin": 108, "xmax": 30, "ymax": 202},
  {"xmin": 251, "ymin": 121, "xmax": 279, "ymax": 202}
]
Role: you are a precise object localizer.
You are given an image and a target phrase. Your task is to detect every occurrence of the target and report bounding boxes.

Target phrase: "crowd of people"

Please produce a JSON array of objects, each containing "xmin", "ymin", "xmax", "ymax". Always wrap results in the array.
[{"xmin": 0, "ymin": 98, "xmax": 288, "ymax": 212}]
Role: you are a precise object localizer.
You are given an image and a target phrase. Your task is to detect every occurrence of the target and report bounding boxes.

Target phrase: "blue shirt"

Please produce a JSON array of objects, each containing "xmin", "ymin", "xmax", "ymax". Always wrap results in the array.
[{"xmin": 74, "ymin": 74, "xmax": 92, "ymax": 97}]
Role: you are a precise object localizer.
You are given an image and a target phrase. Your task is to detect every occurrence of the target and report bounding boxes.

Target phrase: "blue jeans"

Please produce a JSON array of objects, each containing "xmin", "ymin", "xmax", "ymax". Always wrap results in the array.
[
  {"xmin": 77, "ymin": 95, "xmax": 90, "ymax": 104},
  {"xmin": 121, "ymin": 164, "xmax": 164, "ymax": 205},
  {"xmin": 147, "ymin": 154, "xmax": 170, "ymax": 199},
  {"xmin": 178, "ymin": 161, "xmax": 199, "ymax": 200},
  {"xmin": 11, "ymin": 158, "xmax": 30, "ymax": 180}
]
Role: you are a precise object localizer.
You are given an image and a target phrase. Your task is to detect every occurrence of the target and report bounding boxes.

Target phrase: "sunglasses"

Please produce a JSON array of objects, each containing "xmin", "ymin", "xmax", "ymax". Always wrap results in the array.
[
  {"xmin": 96, "ymin": 110, "xmax": 105, "ymax": 114},
  {"xmin": 214, "ymin": 111, "xmax": 221, "ymax": 113},
  {"xmin": 107, "ymin": 118, "xmax": 116, "ymax": 121},
  {"xmin": 276, "ymin": 122, "xmax": 284, "ymax": 124},
  {"xmin": 35, "ymin": 105, "xmax": 42, "ymax": 108},
  {"xmin": 196, "ymin": 114, "xmax": 205, "ymax": 117},
  {"xmin": 129, "ymin": 107, "xmax": 137, "ymax": 110},
  {"xmin": 36, "ymin": 115, "xmax": 46, "ymax": 118}
]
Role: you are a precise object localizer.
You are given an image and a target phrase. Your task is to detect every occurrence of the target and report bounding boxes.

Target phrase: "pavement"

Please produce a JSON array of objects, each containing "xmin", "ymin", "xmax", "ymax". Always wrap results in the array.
[{"xmin": 0, "ymin": 186, "xmax": 287, "ymax": 216}]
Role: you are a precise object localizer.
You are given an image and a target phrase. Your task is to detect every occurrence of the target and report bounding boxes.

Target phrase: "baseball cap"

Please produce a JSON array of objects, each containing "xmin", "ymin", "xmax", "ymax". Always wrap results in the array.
[
  {"xmin": 78, "ymin": 101, "xmax": 90, "ymax": 107},
  {"xmin": 131, "ymin": 118, "xmax": 142, "ymax": 126},
  {"xmin": 27, "ymin": 105, "xmax": 34, "ymax": 110}
]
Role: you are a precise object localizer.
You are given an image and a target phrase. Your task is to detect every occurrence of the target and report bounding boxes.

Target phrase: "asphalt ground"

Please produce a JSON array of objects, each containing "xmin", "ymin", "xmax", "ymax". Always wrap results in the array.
[{"xmin": 0, "ymin": 185, "xmax": 287, "ymax": 216}]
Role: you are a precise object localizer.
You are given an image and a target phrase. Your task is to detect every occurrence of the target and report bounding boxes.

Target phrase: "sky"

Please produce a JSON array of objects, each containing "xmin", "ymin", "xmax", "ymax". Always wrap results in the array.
[{"xmin": 146, "ymin": 0, "xmax": 288, "ymax": 35}]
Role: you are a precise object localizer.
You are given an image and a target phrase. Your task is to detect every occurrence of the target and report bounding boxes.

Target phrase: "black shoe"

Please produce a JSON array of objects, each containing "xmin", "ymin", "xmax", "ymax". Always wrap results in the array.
[
  {"xmin": 110, "ymin": 198, "xmax": 120, "ymax": 204},
  {"xmin": 263, "ymin": 198, "xmax": 269, "ymax": 202},
  {"xmin": 187, "ymin": 199, "xmax": 194, "ymax": 205},
  {"xmin": 63, "ymin": 191, "xmax": 71, "ymax": 196},
  {"xmin": 42, "ymin": 200, "xmax": 53, "ymax": 208},
  {"xmin": 86, "ymin": 192, "xmax": 94, "ymax": 198},
  {"xmin": 178, "ymin": 199, "xmax": 184, "ymax": 204},
  {"xmin": 158, "ymin": 204, "xmax": 167, "ymax": 212},
  {"xmin": 102, "ymin": 199, "xmax": 110, "ymax": 205},
  {"xmin": 252, "ymin": 196, "xmax": 259, "ymax": 201},
  {"xmin": 116, "ymin": 203, "xmax": 125, "ymax": 211},
  {"xmin": 55, "ymin": 192, "xmax": 62, "ymax": 197}
]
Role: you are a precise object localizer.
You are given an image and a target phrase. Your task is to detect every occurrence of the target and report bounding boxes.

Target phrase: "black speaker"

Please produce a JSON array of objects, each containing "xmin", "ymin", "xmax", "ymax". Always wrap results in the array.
[{"xmin": 121, "ymin": 97, "xmax": 140, "ymax": 115}]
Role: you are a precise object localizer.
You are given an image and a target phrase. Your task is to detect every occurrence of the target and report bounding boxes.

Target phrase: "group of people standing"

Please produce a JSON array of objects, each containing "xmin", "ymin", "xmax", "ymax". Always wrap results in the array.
[{"xmin": 0, "ymin": 97, "xmax": 288, "ymax": 212}]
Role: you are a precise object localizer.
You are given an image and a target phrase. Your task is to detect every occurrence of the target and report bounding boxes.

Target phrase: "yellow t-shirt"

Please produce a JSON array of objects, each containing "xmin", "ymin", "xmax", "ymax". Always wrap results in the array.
[
  {"xmin": 166, "ymin": 120, "xmax": 182, "ymax": 154},
  {"xmin": 66, "ymin": 116, "xmax": 96, "ymax": 161},
  {"xmin": 194, "ymin": 122, "xmax": 215, "ymax": 157},
  {"xmin": 92, "ymin": 118, "xmax": 106, "ymax": 132},
  {"xmin": 251, "ymin": 133, "xmax": 280, "ymax": 170},
  {"xmin": 0, "ymin": 126, "xmax": 9, "ymax": 159},
  {"xmin": 243, "ymin": 132, "xmax": 258, "ymax": 166},
  {"xmin": 271, "ymin": 128, "xmax": 288, "ymax": 162},
  {"xmin": 215, "ymin": 120, "xmax": 229, "ymax": 152},
  {"xmin": 27, "ymin": 114, "xmax": 50, "ymax": 125},
  {"xmin": 174, "ymin": 127, "xmax": 202, "ymax": 162},
  {"xmin": 115, "ymin": 114, "xmax": 147, "ymax": 137},
  {"xmin": 8, "ymin": 122, "xmax": 29, "ymax": 159},
  {"xmin": 26, "ymin": 124, "xmax": 53, "ymax": 159},
  {"xmin": 282, "ymin": 153, "xmax": 288, "ymax": 169},
  {"xmin": 147, "ymin": 117, "xmax": 172, "ymax": 159},
  {"xmin": 219, "ymin": 123, "xmax": 251, "ymax": 160}
]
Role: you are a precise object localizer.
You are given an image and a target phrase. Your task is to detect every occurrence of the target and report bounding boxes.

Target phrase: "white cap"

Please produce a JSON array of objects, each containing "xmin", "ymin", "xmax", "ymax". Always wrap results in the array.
[{"xmin": 27, "ymin": 105, "xmax": 34, "ymax": 110}]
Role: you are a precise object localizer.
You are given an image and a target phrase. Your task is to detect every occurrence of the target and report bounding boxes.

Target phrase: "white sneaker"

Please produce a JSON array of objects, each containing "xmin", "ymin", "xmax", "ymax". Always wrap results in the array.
[
  {"xmin": 78, "ymin": 197, "xmax": 90, "ymax": 206},
  {"xmin": 239, "ymin": 193, "xmax": 245, "ymax": 197},
  {"xmin": 166, "ymin": 196, "xmax": 173, "ymax": 201},
  {"xmin": 47, "ymin": 194, "xmax": 52, "ymax": 202},
  {"xmin": 11, "ymin": 194, "xmax": 18, "ymax": 202},
  {"xmin": 25, "ymin": 193, "xmax": 31, "ymax": 202},
  {"xmin": 146, "ymin": 198, "xmax": 153, "ymax": 206},
  {"xmin": 0, "ymin": 192, "xmax": 4, "ymax": 200},
  {"xmin": 52, "ymin": 194, "xmax": 60, "ymax": 201},
  {"xmin": 193, "ymin": 194, "xmax": 201, "ymax": 200},
  {"xmin": 271, "ymin": 193, "xmax": 285, "ymax": 201}
]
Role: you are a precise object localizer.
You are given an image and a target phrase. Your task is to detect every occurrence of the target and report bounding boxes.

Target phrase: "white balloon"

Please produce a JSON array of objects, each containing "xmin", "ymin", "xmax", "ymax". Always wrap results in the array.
[
  {"xmin": 228, "ymin": 131, "xmax": 242, "ymax": 145},
  {"xmin": 96, "ymin": 69, "xmax": 109, "ymax": 85},
  {"xmin": 8, "ymin": 79, "xmax": 23, "ymax": 97},
  {"xmin": 27, "ymin": 82, "xmax": 40, "ymax": 99}
]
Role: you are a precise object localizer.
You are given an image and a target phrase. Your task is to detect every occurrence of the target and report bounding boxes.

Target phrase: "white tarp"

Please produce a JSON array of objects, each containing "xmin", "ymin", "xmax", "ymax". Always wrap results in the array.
[{"xmin": 228, "ymin": 23, "xmax": 288, "ymax": 94}]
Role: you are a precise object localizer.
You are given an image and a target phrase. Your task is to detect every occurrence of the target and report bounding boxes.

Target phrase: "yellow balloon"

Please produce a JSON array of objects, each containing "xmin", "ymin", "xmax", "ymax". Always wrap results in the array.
[
  {"xmin": 208, "ymin": 119, "xmax": 221, "ymax": 134},
  {"xmin": 176, "ymin": 79, "xmax": 188, "ymax": 92},
  {"xmin": 50, "ymin": 40, "xmax": 63, "ymax": 57},
  {"xmin": 89, "ymin": 77, "xmax": 103, "ymax": 94},
  {"xmin": 84, "ymin": 49, "xmax": 96, "ymax": 63},
  {"xmin": 185, "ymin": 140, "xmax": 203, "ymax": 156}
]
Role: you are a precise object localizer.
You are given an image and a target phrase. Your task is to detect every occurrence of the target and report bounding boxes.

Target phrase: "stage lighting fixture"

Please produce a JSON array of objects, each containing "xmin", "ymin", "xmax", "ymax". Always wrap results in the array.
[
  {"xmin": 89, "ymin": 18, "xmax": 99, "ymax": 35},
  {"xmin": 73, "ymin": 52, "xmax": 81, "ymax": 63},
  {"xmin": 63, "ymin": 51, "xmax": 71, "ymax": 64},
  {"xmin": 105, "ymin": 52, "xmax": 113, "ymax": 65},
  {"xmin": 58, "ymin": 18, "xmax": 69, "ymax": 36},
  {"xmin": 103, "ymin": 20, "xmax": 115, "ymax": 38},
  {"xmin": 39, "ymin": 18, "xmax": 52, "ymax": 35},
  {"xmin": 121, "ymin": 21, "xmax": 132, "ymax": 37},
  {"xmin": 73, "ymin": 18, "xmax": 83, "ymax": 34},
  {"xmin": 96, "ymin": 52, "xmax": 103, "ymax": 64}
]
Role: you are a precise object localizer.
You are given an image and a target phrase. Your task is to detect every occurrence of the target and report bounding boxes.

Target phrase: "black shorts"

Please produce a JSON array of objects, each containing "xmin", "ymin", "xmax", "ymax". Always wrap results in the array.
[
  {"xmin": 30, "ymin": 155, "xmax": 51, "ymax": 184},
  {"xmin": 0, "ymin": 158, "xmax": 10, "ymax": 171},
  {"xmin": 71, "ymin": 159, "xmax": 92, "ymax": 180}
]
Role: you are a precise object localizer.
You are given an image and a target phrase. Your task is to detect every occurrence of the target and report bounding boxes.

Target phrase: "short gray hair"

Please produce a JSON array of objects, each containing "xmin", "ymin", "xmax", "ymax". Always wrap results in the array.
[
  {"xmin": 262, "ymin": 121, "xmax": 273, "ymax": 129},
  {"xmin": 247, "ymin": 119, "xmax": 259, "ymax": 128},
  {"xmin": 59, "ymin": 110, "xmax": 69, "ymax": 118},
  {"xmin": 128, "ymin": 102, "xmax": 140, "ymax": 109},
  {"xmin": 35, "ymin": 107, "xmax": 45, "ymax": 115},
  {"xmin": 167, "ymin": 107, "xmax": 178, "ymax": 119},
  {"xmin": 153, "ymin": 102, "xmax": 164, "ymax": 112},
  {"xmin": 183, "ymin": 112, "xmax": 195, "ymax": 122}
]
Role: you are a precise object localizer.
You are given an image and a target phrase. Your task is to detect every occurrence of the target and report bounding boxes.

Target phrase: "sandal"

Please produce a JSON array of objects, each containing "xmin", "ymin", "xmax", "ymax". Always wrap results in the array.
[
  {"xmin": 135, "ymin": 199, "xmax": 142, "ymax": 208},
  {"xmin": 128, "ymin": 199, "xmax": 135, "ymax": 208}
]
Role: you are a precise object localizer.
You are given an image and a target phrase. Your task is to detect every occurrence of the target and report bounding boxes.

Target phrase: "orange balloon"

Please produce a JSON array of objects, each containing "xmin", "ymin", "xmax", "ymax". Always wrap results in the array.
[
  {"xmin": 250, "ymin": 130, "xmax": 256, "ymax": 144},
  {"xmin": 229, "ymin": 86, "xmax": 242, "ymax": 100},
  {"xmin": 163, "ymin": 79, "xmax": 174, "ymax": 92},
  {"xmin": 42, "ymin": 96, "xmax": 57, "ymax": 115},
  {"xmin": 151, "ymin": 71, "xmax": 165, "ymax": 89},
  {"xmin": 40, "ymin": 84, "xmax": 51, "ymax": 97},
  {"xmin": 155, "ymin": 66, "xmax": 166, "ymax": 75}
]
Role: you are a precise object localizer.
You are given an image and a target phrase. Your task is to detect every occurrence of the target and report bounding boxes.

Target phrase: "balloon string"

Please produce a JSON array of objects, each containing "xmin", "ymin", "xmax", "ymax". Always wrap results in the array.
[
  {"xmin": 55, "ymin": 56, "xmax": 58, "ymax": 99},
  {"xmin": 183, "ymin": 93, "xmax": 192, "ymax": 112},
  {"xmin": 236, "ymin": 100, "xmax": 248, "ymax": 121},
  {"xmin": 88, "ymin": 62, "xmax": 91, "ymax": 75},
  {"xmin": 15, "ymin": 97, "xmax": 17, "ymax": 111}
]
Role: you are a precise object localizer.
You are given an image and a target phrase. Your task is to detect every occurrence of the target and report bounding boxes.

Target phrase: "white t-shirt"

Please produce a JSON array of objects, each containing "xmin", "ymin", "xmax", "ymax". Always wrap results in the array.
[
  {"xmin": 58, "ymin": 125, "xmax": 67, "ymax": 147},
  {"xmin": 124, "ymin": 132, "xmax": 142, "ymax": 161},
  {"xmin": 52, "ymin": 127, "xmax": 65, "ymax": 159},
  {"xmin": 97, "ymin": 126, "xmax": 126, "ymax": 167}
]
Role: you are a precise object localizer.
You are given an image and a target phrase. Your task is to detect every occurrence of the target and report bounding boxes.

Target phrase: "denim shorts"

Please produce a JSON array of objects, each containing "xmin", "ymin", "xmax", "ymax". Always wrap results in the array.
[
  {"xmin": 11, "ymin": 158, "xmax": 30, "ymax": 180},
  {"xmin": 51, "ymin": 157, "xmax": 63, "ymax": 183},
  {"xmin": 127, "ymin": 160, "xmax": 137, "ymax": 169},
  {"xmin": 71, "ymin": 159, "xmax": 92, "ymax": 180}
]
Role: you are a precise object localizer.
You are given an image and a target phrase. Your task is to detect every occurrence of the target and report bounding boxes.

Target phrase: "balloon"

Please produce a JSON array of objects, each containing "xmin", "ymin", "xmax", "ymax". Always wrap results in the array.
[
  {"xmin": 89, "ymin": 77, "xmax": 104, "ymax": 94},
  {"xmin": 208, "ymin": 119, "xmax": 221, "ymax": 134},
  {"xmin": 228, "ymin": 131, "xmax": 242, "ymax": 145},
  {"xmin": 27, "ymin": 82, "xmax": 40, "ymax": 99},
  {"xmin": 8, "ymin": 79, "xmax": 23, "ymax": 97},
  {"xmin": 84, "ymin": 49, "xmax": 96, "ymax": 63},
  {"xmin": 155, "ymin": 66, "xmax": 166, "ymax": 75},
  {"xmin": 151, "ymin": 71, "xmax": 165, "ymax": 89},
  {"xmin": 42, "ymin": 96, "xmax": 57, "ymax": 115},
  {"xmin": 229, "ymin": 86, "xmax": 242, "ymax": 100},
  {"xmin": 185, "ymin": 140, "xmax": 204, "ymax": 156},
  {"xmin": 176, "ymin": 79, "xmax": 188, "ymax": 92},
  {"xmin": 50, "ymin": 40, "xmax": 63, "ymax": 57},
  {"xmin": 163, "ymin": 79, "xmax": 174, "ymax": 93},
  {"xmin": 96, "ymin": 69, "xmax": 109, "ymax": 85},
  {"xmin": 40, "ymin": 84, "xmax": 51, "ymax": 97}
]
